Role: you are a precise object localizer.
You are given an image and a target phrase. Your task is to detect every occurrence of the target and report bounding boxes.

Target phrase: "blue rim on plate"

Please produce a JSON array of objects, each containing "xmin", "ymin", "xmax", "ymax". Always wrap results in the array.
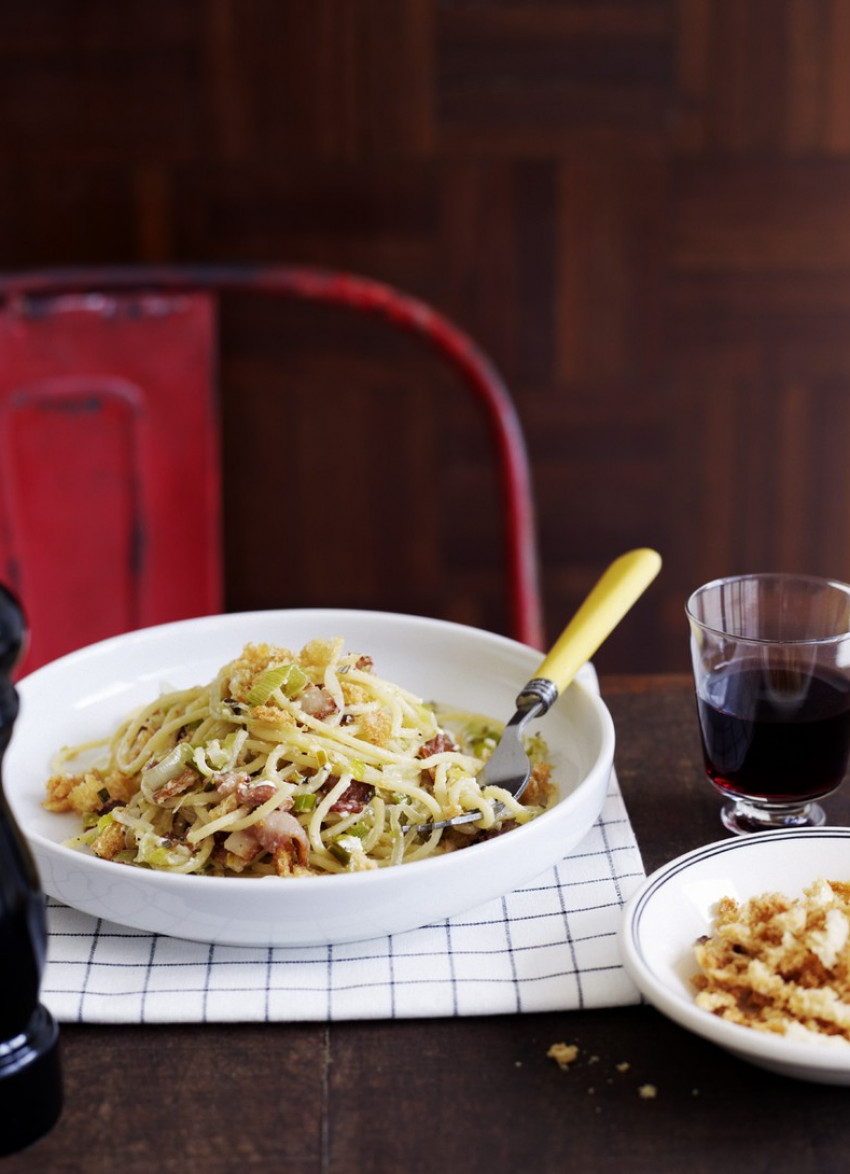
[{"xmin": 620, "ymin": 827, "xmax": 850, "ymax": 1084}]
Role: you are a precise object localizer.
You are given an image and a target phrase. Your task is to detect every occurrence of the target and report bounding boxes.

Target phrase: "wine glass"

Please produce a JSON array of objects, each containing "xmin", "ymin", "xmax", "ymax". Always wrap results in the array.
[{"xmin": 686, "ymin": 573, "xmax": 850, "ymax": 834}]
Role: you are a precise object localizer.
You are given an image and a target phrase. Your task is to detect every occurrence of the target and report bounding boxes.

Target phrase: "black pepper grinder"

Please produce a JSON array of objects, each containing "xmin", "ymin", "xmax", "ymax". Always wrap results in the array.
[{"xmin": 0, "ymin": 584, "xmax": 62, "ymax": 1155}]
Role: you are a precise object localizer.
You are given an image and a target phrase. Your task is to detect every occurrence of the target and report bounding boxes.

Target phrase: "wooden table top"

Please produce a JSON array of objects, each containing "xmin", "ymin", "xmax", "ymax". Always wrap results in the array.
[{"xmin": 8, "ymin": 674, "xmax": 850, "ymax": 1173}]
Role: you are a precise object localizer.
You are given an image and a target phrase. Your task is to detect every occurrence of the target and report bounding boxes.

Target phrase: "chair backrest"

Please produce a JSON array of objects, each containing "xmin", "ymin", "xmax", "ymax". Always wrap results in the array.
[{"xmin": 0, "ymin": 266, "xmax": 543, "ymax": 674}]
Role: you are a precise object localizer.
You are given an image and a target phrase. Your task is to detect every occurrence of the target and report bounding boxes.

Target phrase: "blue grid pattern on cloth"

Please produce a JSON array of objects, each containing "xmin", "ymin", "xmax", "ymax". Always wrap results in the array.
[{"xmin": 40, "ymin": 773, "xmax": 645, "ymax": 1024}]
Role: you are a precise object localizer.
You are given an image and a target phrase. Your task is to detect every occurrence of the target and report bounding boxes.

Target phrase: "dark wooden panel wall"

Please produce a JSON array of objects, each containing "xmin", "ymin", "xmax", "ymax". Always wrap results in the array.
[{"xmin": 2, "ymin": 0, "xmax": 850, "ymax": 673}]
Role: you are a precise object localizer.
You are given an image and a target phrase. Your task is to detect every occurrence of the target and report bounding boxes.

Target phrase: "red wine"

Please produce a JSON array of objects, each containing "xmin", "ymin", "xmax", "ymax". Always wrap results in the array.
[{"xmin": 697, "ymin": 664, "xmax": 850, "ymax": 802}]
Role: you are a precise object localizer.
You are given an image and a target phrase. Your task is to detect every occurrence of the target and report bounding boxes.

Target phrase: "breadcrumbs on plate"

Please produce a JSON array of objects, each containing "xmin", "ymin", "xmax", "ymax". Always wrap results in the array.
[
  {"xmin": 547, "ymin": 1042, "xmax": 579, "ymax": 1070},
  {"xmin": 693, "ymin": 878, "xmax": 850, "ymax": 1044},
  {"xmin": 43, "ymin": 767, "xmax": 137, "ymax": 815}
]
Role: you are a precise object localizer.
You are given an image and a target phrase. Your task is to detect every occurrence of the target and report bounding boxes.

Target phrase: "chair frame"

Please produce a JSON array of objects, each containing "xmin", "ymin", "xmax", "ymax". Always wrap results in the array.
[{"xmin": 0, "ymin": 265, "xmax": 544, "ymax": 650}]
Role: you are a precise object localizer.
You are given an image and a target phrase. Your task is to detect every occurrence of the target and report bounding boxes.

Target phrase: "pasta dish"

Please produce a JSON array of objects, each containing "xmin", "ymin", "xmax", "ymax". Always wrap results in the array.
[{"xmin": 43, "ymin": 638, "xmax": 554, "ymax": 876}]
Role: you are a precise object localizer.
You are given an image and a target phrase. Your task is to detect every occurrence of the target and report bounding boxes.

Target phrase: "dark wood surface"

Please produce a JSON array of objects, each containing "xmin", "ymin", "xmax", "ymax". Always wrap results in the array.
[
  {"xmin": 9, "ymin": 674, "xmax": 850, "ymax": 1173},
  {"xmin": 5, "ymin": 3, "xmax": 850, "ymax": 672}
]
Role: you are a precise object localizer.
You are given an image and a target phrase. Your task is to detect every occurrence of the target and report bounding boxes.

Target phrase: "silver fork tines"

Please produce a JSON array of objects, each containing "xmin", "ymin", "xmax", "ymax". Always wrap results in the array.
[{"xmin": 407, "ymin": 684, "xmax": 554, "ymax": 835}]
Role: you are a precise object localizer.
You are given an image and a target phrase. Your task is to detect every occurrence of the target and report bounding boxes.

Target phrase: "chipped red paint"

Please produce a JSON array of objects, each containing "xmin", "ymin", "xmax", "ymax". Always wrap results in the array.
[
  {"xmin": 0, "ymin": 288, "xmax": 221, "ymax": 673},
  {"xmin": 0, "ymin": 266, "xmax": 544, "ymax": 670}
]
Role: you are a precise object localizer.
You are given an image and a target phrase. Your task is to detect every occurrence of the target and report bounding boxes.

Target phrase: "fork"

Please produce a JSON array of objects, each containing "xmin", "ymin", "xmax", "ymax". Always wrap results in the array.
[{"xmin": 411, "ymin": 548, "xmax": 662, "ymax": 833}]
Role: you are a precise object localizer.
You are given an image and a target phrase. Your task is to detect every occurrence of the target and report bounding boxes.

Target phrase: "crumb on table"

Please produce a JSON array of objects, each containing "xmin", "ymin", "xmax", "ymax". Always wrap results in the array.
[{"xmin": 547, "ymin": 1042, "xmax": 579, "ymax": 1070}]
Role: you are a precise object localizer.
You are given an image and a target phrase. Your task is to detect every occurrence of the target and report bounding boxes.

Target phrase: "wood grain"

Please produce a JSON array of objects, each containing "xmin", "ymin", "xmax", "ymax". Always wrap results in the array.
[{"xmin": 3, "ymin": 1, "xmax": 850, "ymax": 672}]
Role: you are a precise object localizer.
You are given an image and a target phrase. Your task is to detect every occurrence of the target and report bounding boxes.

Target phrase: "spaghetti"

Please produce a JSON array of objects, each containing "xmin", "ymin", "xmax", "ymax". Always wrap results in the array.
[{"xmin": 43, "ymin": 638, "xmax": 555, "ymax": 876}]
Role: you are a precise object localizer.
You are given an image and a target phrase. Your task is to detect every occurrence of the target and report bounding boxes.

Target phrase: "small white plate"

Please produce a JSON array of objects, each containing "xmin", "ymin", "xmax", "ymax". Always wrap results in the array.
[
  {"xmin": 6, "ymin": 608, "xmax": 614, "ymax": 947},
  {"xmin": 620, "ymin": 828, "xmax": 850, "ymax": 1084}
]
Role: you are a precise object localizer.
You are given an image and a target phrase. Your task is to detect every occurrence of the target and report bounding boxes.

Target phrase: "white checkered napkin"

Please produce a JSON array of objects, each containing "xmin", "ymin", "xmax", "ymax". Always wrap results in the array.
[{"xmin": 40, "ymin": 771, "xmax": 645, "ymax": 1024}]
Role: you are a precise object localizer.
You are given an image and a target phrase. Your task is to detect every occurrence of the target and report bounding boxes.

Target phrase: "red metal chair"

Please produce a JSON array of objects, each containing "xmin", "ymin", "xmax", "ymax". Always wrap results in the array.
[{"xmin": 0, "ymin": 266, "xmax": 543, "ymax": 674}]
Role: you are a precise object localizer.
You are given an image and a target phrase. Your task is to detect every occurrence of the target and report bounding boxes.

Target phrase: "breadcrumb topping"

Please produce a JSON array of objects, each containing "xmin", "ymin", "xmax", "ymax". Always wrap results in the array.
[
  {"xmin": 44, "ymin": 767, "xmax": 138, "ymax": 814},
  {"xmin": 693, "ymin": 879, "xmax": 850, "ymax": 1044},
  {"xmin": 547, "ymin": 1042, "xmax": 579, "ymax": 1070}
]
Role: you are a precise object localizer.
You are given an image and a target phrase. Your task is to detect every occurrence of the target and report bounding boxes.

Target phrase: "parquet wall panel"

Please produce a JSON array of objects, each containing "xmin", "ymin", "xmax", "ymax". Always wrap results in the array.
[{"xmin": 3, "ymin": 0, "xmax": 850, "ymax": 671}]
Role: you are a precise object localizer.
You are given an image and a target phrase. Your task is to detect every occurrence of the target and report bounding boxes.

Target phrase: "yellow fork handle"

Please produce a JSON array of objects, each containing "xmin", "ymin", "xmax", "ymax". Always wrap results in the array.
[{"xmin": 533, "ymin": 548, "xmax": 662, "ymax": 696}]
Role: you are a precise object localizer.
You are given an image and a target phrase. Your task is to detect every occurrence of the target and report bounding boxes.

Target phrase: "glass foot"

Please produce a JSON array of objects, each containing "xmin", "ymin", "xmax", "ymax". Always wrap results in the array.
[{"xmin": 721, "ymin": 798, "xmax": 827, "ymax": 836}]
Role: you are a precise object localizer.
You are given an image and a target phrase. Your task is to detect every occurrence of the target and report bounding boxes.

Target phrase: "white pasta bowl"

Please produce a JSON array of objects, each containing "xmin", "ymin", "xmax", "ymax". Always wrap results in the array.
[
  {"xmin": 619, "ymin": 829, "xmax": 850, "ymax": 1084},
  {"xmin": 5, "ymin": 609, "xmax": 615, "ymax": 947}
]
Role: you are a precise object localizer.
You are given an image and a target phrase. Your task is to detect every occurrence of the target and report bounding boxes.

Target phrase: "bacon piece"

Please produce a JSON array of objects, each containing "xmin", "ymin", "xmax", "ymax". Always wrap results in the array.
[
  {"xmin": 418, "ymin": 732, "xmax": 458, "ymax": 759},
  {"xmin": 153, "ymin": 769, "xmax": 198, "ymax": 804},
  {"xmin": 255, "ymin": 809, "xmax": 309, "ymax": 866},
  {"xmin": 243, "ymin": 780, "xmax": 277, "ymax": 806},
  {"xmin": 221, "ymin": 827, "xmax": 262, "ymax": 863},
  {"xmin": 417, "ymin": 731, "xmax": 459, "ymax": 784},
  {"xmin": 354, "ymin": 655, "xmax": 374, "ymax": 672},
  {"xmin": 320, "ymin": 776, "xmax": 375, "ymax": 813},
  {"xmin": 215, "ymin": 770, "xmax": 276, "ymax": 807},
  {"xmin": 215, "ymin": 770, "xmax": 250, "ymax": 797},
  {"xmin": 298, "ymin": 684, "xmax": 338, "ymax": 720}
]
